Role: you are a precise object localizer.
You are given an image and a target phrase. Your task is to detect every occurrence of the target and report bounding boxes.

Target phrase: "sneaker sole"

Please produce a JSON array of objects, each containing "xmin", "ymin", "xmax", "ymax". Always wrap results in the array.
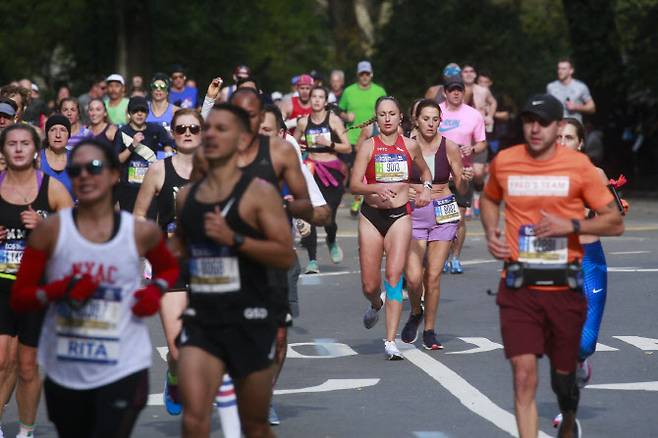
[
  {"xmin": 401, "ymin": 333, "xmax": 418, "ymax": 344},
  {"xmin": 423, "ymin": 344, "xmax": 444, "ymax": 351},
  {"xmin": 386, "ymin": 354, "xmax": 404, "ymax": 361}
]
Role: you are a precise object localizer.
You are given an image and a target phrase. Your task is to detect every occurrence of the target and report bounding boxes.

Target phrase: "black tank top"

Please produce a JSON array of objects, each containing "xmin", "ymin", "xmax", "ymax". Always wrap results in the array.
[
  {"xmin": 91, "ymin": 124, "xmax": 112, "ymax": 145},
  {"xmin": 303, "ymin": 112, "xmax": 340, "ymax": 154},
  {"xmin": 157, "ymin": 156, "xmax": 189, "ymax": 234},
  {"xmin": 410, "ymin": 137, "xmax": 451, "ymax": 184},
  {"xmin": 0, "ymin": 172, "xmax": 51, "ymax": 282},
  {"xmin": 180, "ymin": 173, "xmax": 273, "ymax": 326},
  {"xmin": 240, "ymin": 135, "xmax": 278, "ymax": 188}
]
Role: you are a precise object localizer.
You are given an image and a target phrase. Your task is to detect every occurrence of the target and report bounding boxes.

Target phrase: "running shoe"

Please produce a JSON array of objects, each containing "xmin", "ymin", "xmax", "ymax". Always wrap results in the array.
[
  {"xmin": 401, "ymin": 310, "xmax": 423, "ymax": 343},
  {"xmin": 552, "ymin": 413, "xmax": 563, "ymax": 428},
  {"xmin": 450, "ymin": 258, "xmax": 464, "ymax": 274},
  {"xmin": 328, "ymin": 241, "xmax": 343, "ymax": 264},
  {"xmin": 268, "ymin": 405, "xmax": 280, "ymax": 426},
  {"xmin": 163, "ymin": 372, "xmax": 182, "ymax": 416},
  {"xmin": 384, "ymin": 340, "xmax": 404, "ymax": 360},
  {"xmin": 556, "ymin": 417, "xmax": 581, "ymax": 438},
  {"xmin": 576, "ymin": 358, "xmax": 592, "ymax": 388},
  {"xmin": 422, "ymin": 330, "xmax": 444, "ymax": 350},
  {"xmin": 443, "ymin": 260, "xmax": 450, "ymax": 273},
  {"xmin": 304, "ymin": 260, "xmax": 319, "ymax": 274},
  {"xmin": 350, "ymin": 196, "xmax": 363, "ymax": 217},
  {"xmin": 363, "ymin": 300, "xmax": 382, "ymax": 329}
]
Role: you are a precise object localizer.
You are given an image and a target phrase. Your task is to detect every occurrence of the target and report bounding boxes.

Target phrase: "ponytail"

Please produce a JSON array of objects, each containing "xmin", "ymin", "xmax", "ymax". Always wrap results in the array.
[{"xmin": 344, "ymin": 115, "xmax": 376, "ymax": 133}]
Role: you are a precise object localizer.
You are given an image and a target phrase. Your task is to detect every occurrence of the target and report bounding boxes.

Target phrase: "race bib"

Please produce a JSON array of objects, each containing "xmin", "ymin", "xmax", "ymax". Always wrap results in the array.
[
  {"xmin": 305, "ymin": 127, "xmax": 331, "ymax": 148},
  {"xmin": 189, "ymin": 244, "xmax": 241, "ymax": 294},
  {"xmin": 55, "ymin": 285, "xmax": 122, "ymax": 365},
  {"xmin": 517, "ymin": 224, "xmax": 567, "ymax": 264},
  {"xmin": 127, "ymin": 161, "xmax": 148, "ymax": 184},
  {"xmin": 0, "ymin": 236, "xmax": 26, "ymax": 275},
  {"xmin": 375, "ymin": 154, "xmax": 408, "ymax": 183},
  {"xmin": 434, "ymin": 196, "xmax": 461, "ymax": 224}
]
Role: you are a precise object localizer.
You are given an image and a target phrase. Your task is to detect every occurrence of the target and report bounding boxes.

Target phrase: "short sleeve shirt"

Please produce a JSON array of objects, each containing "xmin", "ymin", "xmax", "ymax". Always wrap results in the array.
[
  {"xmin": 438, "ymin": 102, "xmax": 486, "ymax": 146},
  {"xmin": 546, "ymin": 79, "xmax": 592, "ymax": 122},
  {"xmin": 339, "ymin": 82, "xmax": 387, "ymax": 145},
  {"xmin": 114, "ymin": 123, "xmax": 171, "ymax": 185},
  {"xmin": 484, "ymin": 144, "xmax": 613, "ymax": 262}
]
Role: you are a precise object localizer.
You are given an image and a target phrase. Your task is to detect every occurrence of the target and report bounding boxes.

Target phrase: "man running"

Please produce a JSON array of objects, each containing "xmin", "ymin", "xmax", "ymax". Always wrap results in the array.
[
  {"xmin": 169, "ymin": 65, "xmax": 198, "ymax": 110},
  {"xmin": 219, "ymin": 65, "xmax": 251, "ymax": 104},
  {"xmin": 280, "ymin": 74, "xmax": 314, "ymax": 131},
  {"xmin": 174, "ymin": 103, "xmax": 294, "ymax": 438},
  {"xmin": 104, "ymin": 74, "xmax": 129, "ymax": 126},
  {"xmin": 424, "ymin": 63, "xmax": 462, "ymax": 104},
  {"xmin": 546, "ymin": 58, "xmax": 596, "ymax": 122},
  {"xmin": 328, "ymin": 69, "xmax": 345, "ymax": 104},
  {"xmin": 439, "ymin": 76, "xmax": 486, "ymax": 273},
  {"xmin": 481, "ymin": 94, "xmax": 623, "ymax": 438}
]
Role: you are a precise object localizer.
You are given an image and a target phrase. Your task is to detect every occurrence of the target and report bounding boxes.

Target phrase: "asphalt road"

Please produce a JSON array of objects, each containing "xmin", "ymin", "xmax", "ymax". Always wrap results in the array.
[{"xmin": 3, "ymin": 198, "xmax": 658, "ymax": 437}]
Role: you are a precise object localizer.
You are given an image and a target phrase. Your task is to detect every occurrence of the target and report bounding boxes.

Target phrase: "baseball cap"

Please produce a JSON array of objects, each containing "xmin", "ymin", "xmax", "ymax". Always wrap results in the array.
[
  {"xmin": 520, "ymin": 94, "xmax": 564, "ymax": 123},
  {"xmin": 442, "ymin": 63, "xmax": 461, "ymax": 79},
  {"xmin": 234, "ymin": 65, "xmax": 251, "ymax": 78},
  {"xmin": 0, "ymin": 98, "xmax": 17, "ymax": 117},
  {"xmin": 296, "ymin": 74, "xmax": 314, "ymax": 86},
  {"xmin": 106, "ymin": 74, "xmax": 125, "ymax": 86},
  {"xmin": 31, "ymin": 83, "xmax": 39, "ymax": 93},
  {"xmin": 271, "ymin": 91, "xmax": 283, "ymax": 102},
  {"xmin": 128, "ymin": 96, "xmax": 149, "ymax": 114},
  {"xmin": 444, "ymin": 76, "xmax": 465, "ymax": 91},
  {"xmin": 357, "ymin": 61, "xmax": 373, "ymax": 74}
]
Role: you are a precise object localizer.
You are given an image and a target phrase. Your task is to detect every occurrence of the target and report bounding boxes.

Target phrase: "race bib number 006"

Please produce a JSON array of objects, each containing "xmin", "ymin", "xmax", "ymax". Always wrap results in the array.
[
  {"xmin": 517, "ymin": 224, "xmax": 567, "ymax": 264},
  {"xmin": 375, "ymin": 154, "xmax": 408, "ymax": 183}
]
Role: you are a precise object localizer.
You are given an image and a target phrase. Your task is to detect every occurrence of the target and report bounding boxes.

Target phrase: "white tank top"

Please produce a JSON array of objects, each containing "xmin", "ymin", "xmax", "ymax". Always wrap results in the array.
[{"xmin": 38, "ymin": 209, "xmax": 151, "ymax": 390}]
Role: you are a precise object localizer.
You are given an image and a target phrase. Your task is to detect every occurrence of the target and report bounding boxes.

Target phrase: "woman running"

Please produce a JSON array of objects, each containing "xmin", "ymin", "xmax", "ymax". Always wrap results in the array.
[
  {"xmin": 350, "ymin": 96, "xmax": 433, "ymax": 360},
  {"xmin": 87, "ymin": 98, "xmax": 117, "ymax": 145},
  {"xmin": 400, "ymin": 99, "xmax": 473, "ymax": 350},
  {"xmin": 40, "ymin": 114, "xmax": 74, "ymax": 197},
  {"xmin": 552, "ymin": 117, "xmax": 627, "ymax": 428},
  {"xmin": 59, "ymin": 98, "xmax": 90, "ymax": 150},
  {"xmin": 147, "ymin": 73, "xmax": 179, "ymax": 133},
  {"xmin": 0, "ymin": 124, "xmax": 72, "ymax": 438},
  {"xmin": 134, "ymin": 109, "xmax": 202, "ymax": 416},
  {"xmin": 10, "ymin": 138, "xmax": 179, "ymax": 437},
  {"xmin": 294, "ymin": 86, "xmax": 351, "ymax": 273}
]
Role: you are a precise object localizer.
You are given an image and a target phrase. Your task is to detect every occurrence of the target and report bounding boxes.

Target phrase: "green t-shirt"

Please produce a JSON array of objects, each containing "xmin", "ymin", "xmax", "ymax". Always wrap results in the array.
[
  {"xmin": 338, "ymin": 82, "xmax": 387, "ymax": 145},
  {"xmin": 105, "ymin": 97, "xmax": 129, "ymax": 126}
]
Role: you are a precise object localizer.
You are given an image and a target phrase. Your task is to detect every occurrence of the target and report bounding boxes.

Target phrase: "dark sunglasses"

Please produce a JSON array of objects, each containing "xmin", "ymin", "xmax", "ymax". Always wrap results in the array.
[
  {"xmin": 173, "ymin": 124, "xmax": 201, "ymax": 135},
  {"xmin": 151, "ymin": 82, "xmax": 168, "ymax": 91},
  {"xmin": 67, "ymin": 160, "xmax": 105, "ymax": 177}
]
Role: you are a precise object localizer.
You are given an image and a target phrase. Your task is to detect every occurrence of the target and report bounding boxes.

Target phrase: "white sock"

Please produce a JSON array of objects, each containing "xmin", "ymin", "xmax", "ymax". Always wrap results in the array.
[
  {"xmin": 215, "ymin": 374, "xmax": 240, "ymax": 438},
  {"xmin": 17, "ymin": 422, "xmax": 35, "ymax": 438}
]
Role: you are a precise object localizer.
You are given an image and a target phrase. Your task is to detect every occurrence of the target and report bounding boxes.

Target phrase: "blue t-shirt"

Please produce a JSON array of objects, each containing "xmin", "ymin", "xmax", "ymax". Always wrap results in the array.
[{"xmin": 169, "ymin": 86, "xmax": 198, "ymax": 109}]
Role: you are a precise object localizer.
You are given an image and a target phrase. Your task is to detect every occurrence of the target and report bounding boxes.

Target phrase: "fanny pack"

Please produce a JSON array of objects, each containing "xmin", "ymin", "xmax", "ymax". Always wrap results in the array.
[{"xmin": 504, "ymin": 261, "xmax": 583, "ymax": 290}]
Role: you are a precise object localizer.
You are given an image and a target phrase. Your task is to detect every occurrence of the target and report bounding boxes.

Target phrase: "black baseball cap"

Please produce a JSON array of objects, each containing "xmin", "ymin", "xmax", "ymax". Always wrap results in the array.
[
  {"xmin": 444, "ymin": 76, "xmax": 465, "ymax": 91},
  {"xmin": 520, "ymin": 94, "xmax": 563, "ymax": 123},
  {"xmin": 128, "ymin": 96, "xmax": 149, "ymax": 114}
]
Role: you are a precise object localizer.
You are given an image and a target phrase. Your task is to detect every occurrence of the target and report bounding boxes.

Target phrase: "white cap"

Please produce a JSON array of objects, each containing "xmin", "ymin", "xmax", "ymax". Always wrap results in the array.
[
  {"xmin": 105, "ymin": 73, "xmax": 125, "ymax": 85},
  {"xmin": 31, "ymin": 83, "xmax": 39, "ymax": 92},
  {"xmin": 357, "ymin": 61, "xmax": 373, "ymax": 74},
  {"xmin": 271, "ymin": 91, "xmax": 283, "ymax": 101}
]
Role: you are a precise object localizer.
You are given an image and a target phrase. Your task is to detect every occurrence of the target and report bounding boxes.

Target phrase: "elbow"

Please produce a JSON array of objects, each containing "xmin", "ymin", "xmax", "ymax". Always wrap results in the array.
[
  {"xmin": 276, "ymin": 249, "xmax": 296, "ymax": 270},
  {"xmin": 613, "ymin": 217, "xmax": 625, "ymax": 236}
]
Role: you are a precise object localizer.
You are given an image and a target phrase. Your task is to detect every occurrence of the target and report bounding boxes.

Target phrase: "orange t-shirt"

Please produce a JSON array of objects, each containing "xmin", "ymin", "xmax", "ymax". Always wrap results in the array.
[{"xmin": 484, "ymin": 144, "xmax": 613, "ymax": 263}]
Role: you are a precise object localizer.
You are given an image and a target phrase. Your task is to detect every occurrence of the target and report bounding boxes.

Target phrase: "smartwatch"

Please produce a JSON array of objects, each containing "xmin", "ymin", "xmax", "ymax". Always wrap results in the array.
[{"xmin": 232, "ymin": 232, "xmax": 245, "ymax": 250}]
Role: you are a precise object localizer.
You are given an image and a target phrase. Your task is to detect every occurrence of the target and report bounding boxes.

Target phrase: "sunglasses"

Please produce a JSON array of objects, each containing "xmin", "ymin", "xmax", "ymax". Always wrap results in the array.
[
  {"xmin": 151, "ymin": 82, "xmax": 168, "ymax": 91},
  {"xmin": 67, "ymin": 160, "xmax": 105, "ymax": 177},
  {"xmin": 173, "ymin": 124, "xmax": 201, "ymax": 135}
]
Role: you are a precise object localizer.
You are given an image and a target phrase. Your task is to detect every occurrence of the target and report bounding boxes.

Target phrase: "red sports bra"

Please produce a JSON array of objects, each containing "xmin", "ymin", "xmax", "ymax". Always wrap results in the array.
[{"xmin": 364, "ymin": 135, "xmax": 413, "ymax": 184}]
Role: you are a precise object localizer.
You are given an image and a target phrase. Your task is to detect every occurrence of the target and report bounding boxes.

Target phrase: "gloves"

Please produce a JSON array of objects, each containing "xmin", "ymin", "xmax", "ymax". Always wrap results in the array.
[{"xmin": 132, "ymin": 284, "xmax": 162, "ymax": 317}]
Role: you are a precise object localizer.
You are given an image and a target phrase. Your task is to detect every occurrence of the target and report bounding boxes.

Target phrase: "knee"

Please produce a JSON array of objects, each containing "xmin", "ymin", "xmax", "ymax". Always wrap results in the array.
[
  {"xmin": 17, "ymin": 360, "xmax": 38, "ymax": 383},
  {"xmin": 361, "ymin": 280, "xmax": 380, "ymax": 297},
  {"xmin": 405, "ymin": 274, "xmax": 422, "ymax": 292},
  {"xmin": 551, "ymin": 369, "xmax": 579, "ymax": 412},
  {"xmin": 0, "ymin": 353, "xmax": 15, "ymax": 373},
  {"xmin": 182, "ymin": 410, "xmax": 209, "ymax": 434},
  {"xmin": 242, "ymin": 419, "xmax": 270, "ymax": 438},
  {"xmin": 512, "ymin": 365, "xmax": 537, "ymax": 396},
  {"xmin": 425, "ymin": 270, "xmax": 442, "ymax": 287},
  {"xmin": 383, "ymin": 277, "xmax": 403, "ymax": 303}
]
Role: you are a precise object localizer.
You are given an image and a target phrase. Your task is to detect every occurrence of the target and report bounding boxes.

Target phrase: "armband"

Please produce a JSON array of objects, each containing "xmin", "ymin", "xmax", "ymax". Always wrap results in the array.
[{"xmin": 571, "ymin": 219, "xmax": 581, "ymax": 235}]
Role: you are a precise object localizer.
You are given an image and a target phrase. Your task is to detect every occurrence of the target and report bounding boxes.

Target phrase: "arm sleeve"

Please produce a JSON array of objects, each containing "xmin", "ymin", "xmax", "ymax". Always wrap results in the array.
[
  {"xmin": 483, "ymin": 157, "xmax": 503, "ymax": 202},
  {"xmin": 201, "ymin": 95, "xmax": 214, "ymax": 121},
  {"xmin": 145, "ymin": 236, "xmax": 180, "ymax": 290}
]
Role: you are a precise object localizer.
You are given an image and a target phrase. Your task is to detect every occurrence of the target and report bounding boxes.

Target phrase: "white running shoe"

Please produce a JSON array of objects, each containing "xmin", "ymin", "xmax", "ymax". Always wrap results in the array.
[
  {"xmin": 552, "ymin": 412, "xmax": 563, "ymax": 428},
  {"xmin": 556, "ymin": 417, "xmax": 581, "ymax": 437},
  {"xmin": 576, "ymin": 358, "xmax": 592, "ymax": 388},
  {"xmin": 384, "ymin": 340, "xmax": 404, "ymax": 361},
  {"xmin": 363, "ymin": 305, "xmax": 380, "ymax": 329}
]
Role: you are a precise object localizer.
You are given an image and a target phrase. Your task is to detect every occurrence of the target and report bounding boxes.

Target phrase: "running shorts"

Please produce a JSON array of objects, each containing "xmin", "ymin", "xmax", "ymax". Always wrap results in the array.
[
  {"xmin": 0, "ymin": 282, "xmax": 45, "ymax": 347},
  {"xmin": 411, "ymin": 202, "xmax": 459, "ymax": 241}
]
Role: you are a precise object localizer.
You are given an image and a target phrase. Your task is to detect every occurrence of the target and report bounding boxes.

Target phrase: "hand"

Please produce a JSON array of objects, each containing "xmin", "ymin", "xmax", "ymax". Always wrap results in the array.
[
  {"xmin": 0, "ymin": 226, "xmax": 7, "ymax": 241},
  {"xmin": 459, "ymin": 144, "xmax": 474, "ymax": 157},
  {"xmin": 206, "ymin": 77, "xmax": 223, "ymax": 100},
  {"xmin": 132, "ymin": 284, "xmax": 162, "ymax": 317},
  {"xmin": 565, "ymin": 100, "xmax": 576, "ymax": 111},
  {"xmin": 204, "ymin": 206, "xmax": 235, "ymax": 246},
  {"xmin": 461, "ymin": 166, "xmax": 474, "ymax": 182},
  {"xmin": 314, "ymin": 134, "xmax": 331, "ymax": 147},
  {"xmin": 415, "ymin": 186, "xmax": 431, "ymax": 208},
  {"xmin": 534, "ymin": 210, "xmax": 573, "ymax": 237},
  {"xmin": 20, "ymin": 205, "xmax": 42, "ymax": 230},
  {"xmin": 132, "ymin": 132, "xmax": 145, "ymax": 147},
  {"xmin": 347, "ymin": 112, "xmax": 356, "ymax": 123},
  {"xmin": 486, "ymin": 229, "xmax": 511, "ymax": 260},
  {"xmin": 66, "ymin": 274, "xmax": 100, "ymax": 309},
  {"xmin": 373, "ymin": 184, "xmax": 397, "ymax": 202}
]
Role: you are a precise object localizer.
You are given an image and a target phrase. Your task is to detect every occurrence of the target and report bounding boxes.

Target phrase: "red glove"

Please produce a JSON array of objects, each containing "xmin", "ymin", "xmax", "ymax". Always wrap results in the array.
[
  {"xmin": 64, "ymin": 274, "xmax": 101, "ymax": 310},
  {"xmin": 132, "ymin": 284, "xmax": 162, "ymax": 317}
]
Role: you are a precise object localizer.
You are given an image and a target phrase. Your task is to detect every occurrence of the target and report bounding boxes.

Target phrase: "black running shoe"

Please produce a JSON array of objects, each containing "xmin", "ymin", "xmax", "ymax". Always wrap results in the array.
[
  {"xmin": 401, "ymin": 310, "xmax": 423, "ymax": 343},
  {"xmin": 422, "ymin": 330, "xmax": 444, "ymax": 350}
]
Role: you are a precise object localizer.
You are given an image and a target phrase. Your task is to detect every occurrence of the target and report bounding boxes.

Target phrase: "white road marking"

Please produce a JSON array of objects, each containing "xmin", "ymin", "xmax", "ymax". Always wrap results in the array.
[
  {"xmin": 446, "ymin": 337, "xmax": 503, "ymax": 355},
  {"xmin": 587, "ymin": 381, "xmax": 658, "ymax": 392},
  {"xmin": 287, "ymin": 341, "xmax": 358, "ymax": 359},
  {"xmin": 461, "ymin": 259, "xmax": 498, "ymax": 266},
  {"xmin": 613, "ymin": 336, "xmax": 658, "ymax": 351},
  {"xmin": 609, "ymin": 250, "xmax": 651, "ymax": 255},
  {"xmin": 595, "ymin": 343, "xmax": 619, "ymax": 352},
  {"xmin": 156, "ymin": 346, "xmax": 168, "ymax": 362},
  {"xmin": 413, "ymin": 432, "xmax": 451, "ymax": 438},
  {"xmin": 608, "ymin": 267, "xmax": 658, "ymax": 272},
  {"xmin": 299, "ymin": 259, "xmax": 497, "ymax": 279},
  {"xmin": 274, "ymin": 378, "xmax": 380, "ymax": 395},
  {"xmin": 396, "ymin": 341, "xmax": 551, "ymax": 437}
]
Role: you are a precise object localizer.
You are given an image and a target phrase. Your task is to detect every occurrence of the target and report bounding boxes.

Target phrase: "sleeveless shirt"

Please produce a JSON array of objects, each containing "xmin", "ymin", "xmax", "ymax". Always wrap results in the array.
[
  {"xmin": 410, "ymin": 137, "xmax": 450, "ymax": 184},
  {"xmin": 157, "ymin": 156, "xmax": 189, "ymax": 234},
  {"xmin": 365, "ymin": 135, "xmax": 413, "ymax": 184}
]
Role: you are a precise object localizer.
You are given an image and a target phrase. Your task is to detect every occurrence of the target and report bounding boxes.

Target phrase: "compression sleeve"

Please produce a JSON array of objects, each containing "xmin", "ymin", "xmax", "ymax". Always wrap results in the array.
[
  {"xmin": 10, "ymin": 247, "xmax": 70, "ymax": 312},
  {"xmin": 144, "ymin": 236, "xmax": 180, "ymax": 290}
]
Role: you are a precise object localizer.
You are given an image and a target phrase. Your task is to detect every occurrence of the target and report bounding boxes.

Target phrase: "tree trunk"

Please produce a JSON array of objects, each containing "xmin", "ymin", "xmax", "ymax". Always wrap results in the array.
[{"xmin": 114, "ymin": 0, "xmax": 152, "ymax": 82}]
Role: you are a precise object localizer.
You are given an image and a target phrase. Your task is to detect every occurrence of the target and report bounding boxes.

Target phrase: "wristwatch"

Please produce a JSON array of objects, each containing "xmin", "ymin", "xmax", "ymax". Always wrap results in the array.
[
  {"xmin": 571, "ymin": 219, "xmax": 581, "ymax": 235},
  {"xmin": 423, "ymin": 181, "xmax": 433, "ymax": 190},
  {"xmin": 232, "ymin": 232, "xmax": 245, "ymax": 250}
]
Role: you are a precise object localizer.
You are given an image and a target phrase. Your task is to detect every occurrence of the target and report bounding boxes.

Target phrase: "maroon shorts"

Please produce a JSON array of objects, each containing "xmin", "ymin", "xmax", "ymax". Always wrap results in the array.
[{"xmin": 496, "ymin": 279, "xmax": 586, "ymax": 372}]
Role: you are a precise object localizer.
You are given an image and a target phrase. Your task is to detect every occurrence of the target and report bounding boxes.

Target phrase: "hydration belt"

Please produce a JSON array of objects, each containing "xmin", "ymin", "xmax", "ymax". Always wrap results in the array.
[{"xmin": 504, "ymin": 261, "xmax": 583, "ymax": 290}]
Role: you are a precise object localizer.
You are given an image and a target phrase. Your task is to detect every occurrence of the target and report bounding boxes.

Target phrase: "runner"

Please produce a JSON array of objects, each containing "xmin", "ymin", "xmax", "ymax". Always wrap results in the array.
[
  {"xmin": 294, "ymin": 86, "xmax": 351, "ymax": 274},
  {"xmin": 400, "ymin": 99, "xmax": 473, "ymax": 350},
  {"xmin": 133, "ymin": 109, "xmax": 202, "ymax": 417},
  {"xmin": 147, "ymin": 73, "xmax": 180, "ymax": 133},
  {"xmin": 328, "ymin": 69, "xmax": 344, "ymax": 104},
  {"xmin": 551, "ymin": 117, "xmax": 629, "ymax": 429},
  {"xmin": 0, "ymin": 124, "xmax": 72, "ymax": 438},
  {"xmin": 40, "ymin": 114, "xmax": 74, "ymax": 197},
  {"xmin": 10, "ymin": 138, "xmax": 179, "ymax": 437},
  {"xmin": 281, "ymin": 74, "xmax": 314, "ymax": 131},
  {"xmin": 481, "ymin": 94, "xmax": 624, "ymax": 438},
  {"xmin": 0, "ymin": 98, "xmax": 17, "ymax": 134},
  {"xmin": 169, "ymin": 65, "xmax": 198, "ymax": 109},
  {"xmin": 174, "ymin": 103, "xmax": 294, "ymax": 438},
  {"xmin": 87, "ymin": 98, "xmax": 118, "ymax": 145},
  {"xmin": 546, "ymin": 58, "xmax": 596, "ymax": 122},
  {"xmin": 350, "ymin": 96, "xmax": 432, "ymax": 360},
  {"xmin": 219, "ymin": 65, "xmax": 251, "ymax": 104},
  {"xmin": 77, "ymin": 77, "xmax": 106, "ymax": 126},
  {"xmin": 59, "ymin": 98, "xmax": 90, "ymax": 150},
  {"xmin": 104, "ymin": 74, "xmax": 129, "ymax": 126},
  {"xmin": 424, "ymin": 63, "xmax": 461, "ymax": 104},
  {"xmin": 439, "ymin": 75, "xmax": 486, "ymax": 274},
  {"xmin": 0, "ymin": 86, "xmax": 30, "ymax": 123},
  {"xmin": 114, "ymin": 96, "xmax": 173, "ymax": 216}
]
